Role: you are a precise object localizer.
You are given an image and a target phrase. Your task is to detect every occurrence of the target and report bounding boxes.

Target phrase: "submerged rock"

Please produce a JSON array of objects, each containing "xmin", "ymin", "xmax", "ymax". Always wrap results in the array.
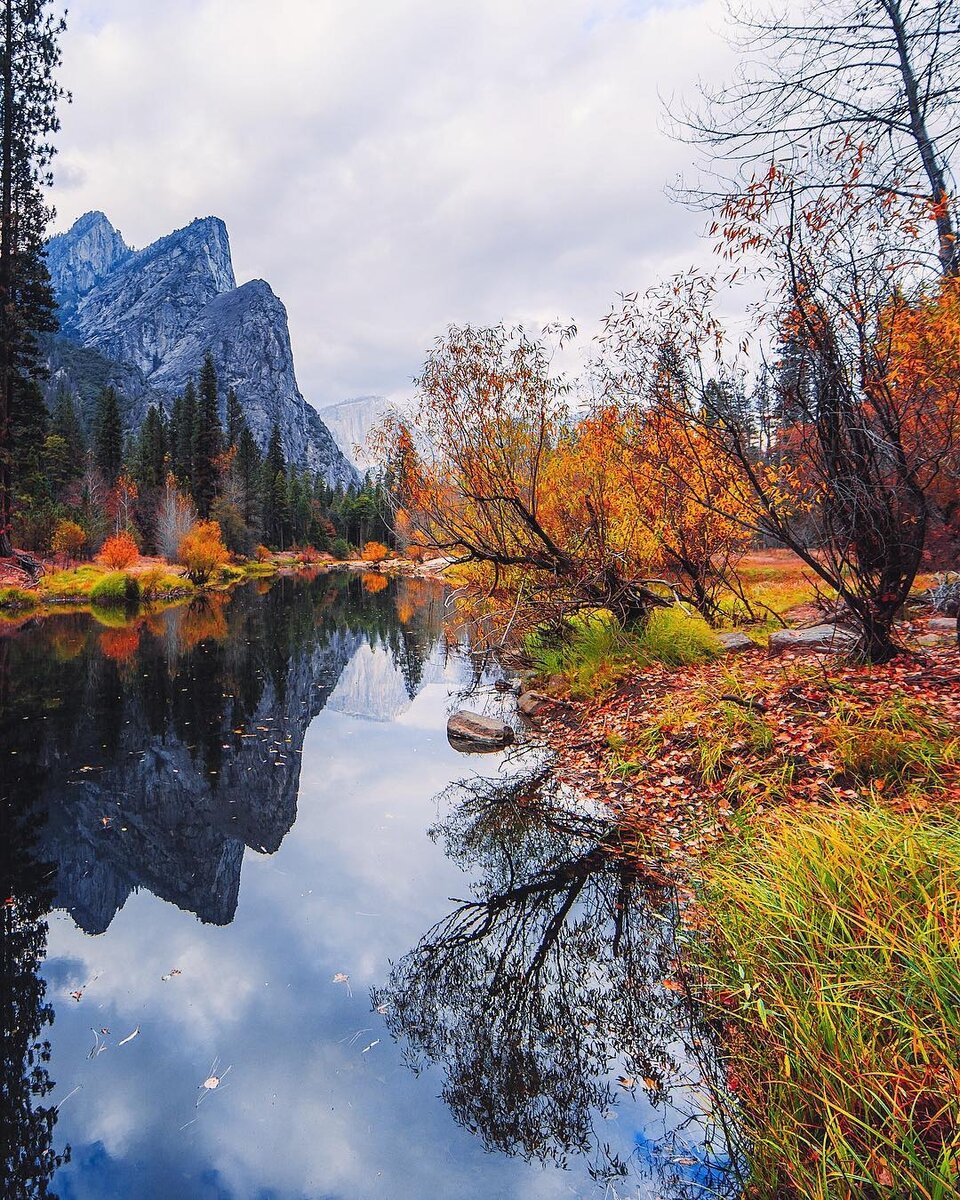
[{"xmin": 447, "ymin": 711, "xmax": 514, "ymax": 752}]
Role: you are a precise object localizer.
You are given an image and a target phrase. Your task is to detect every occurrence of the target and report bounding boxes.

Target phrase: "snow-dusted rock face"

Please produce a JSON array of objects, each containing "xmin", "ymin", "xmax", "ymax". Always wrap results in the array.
[
  {"xmin": 316, "ymin": 394, "xmax": 390, "ymax": 473},
  {"xmin": 46, "ymin": 212, "xmax": 357, "ymax": 486}
]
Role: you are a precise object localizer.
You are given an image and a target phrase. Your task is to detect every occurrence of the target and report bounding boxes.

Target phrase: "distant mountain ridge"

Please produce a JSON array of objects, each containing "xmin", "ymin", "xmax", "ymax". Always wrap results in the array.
[{"xmin": 45, "ymin": 211, "xmax": 357, "ymax": 486}]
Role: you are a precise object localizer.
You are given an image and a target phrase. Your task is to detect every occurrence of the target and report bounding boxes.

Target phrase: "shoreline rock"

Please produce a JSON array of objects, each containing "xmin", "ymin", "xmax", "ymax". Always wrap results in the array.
[{"xmin": 447, "ymin": 711, "xmax": 515, "ymax": 752}]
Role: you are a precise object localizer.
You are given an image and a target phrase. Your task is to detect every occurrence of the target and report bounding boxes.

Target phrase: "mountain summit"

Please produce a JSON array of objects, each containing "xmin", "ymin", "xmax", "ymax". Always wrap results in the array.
[{"xmin": 45, "ymin": 212, "xmax": 357, "ymax": 486}]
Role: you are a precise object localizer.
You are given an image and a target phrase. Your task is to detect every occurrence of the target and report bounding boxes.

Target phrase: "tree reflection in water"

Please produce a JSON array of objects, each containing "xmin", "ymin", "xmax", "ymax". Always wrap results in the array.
[
  {"xmin": 375, "ymin": 761, "xmax": 742, "ymax": 1195},
  {"xmin": 0, "ymin": 642, "xmax": 70, "ymax": 1199}
]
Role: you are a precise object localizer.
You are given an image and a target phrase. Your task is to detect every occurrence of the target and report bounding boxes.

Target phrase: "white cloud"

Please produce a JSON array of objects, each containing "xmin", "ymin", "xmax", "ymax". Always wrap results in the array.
[{"xmin": 51, "ymin": 0, "xmax": 735, "ymax": 406}]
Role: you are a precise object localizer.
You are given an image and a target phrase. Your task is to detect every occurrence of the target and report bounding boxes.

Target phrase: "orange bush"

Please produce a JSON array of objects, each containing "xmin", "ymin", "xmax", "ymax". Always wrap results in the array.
[
  {"xmin": 100, "ymin": 531, "xmax": 139, "ymax": 569},
  {"xmin": 177, "ymin": 520, "xmax": 229, "ymax": 586},
  {"xmin": 361, "ymin": 540, "xmax": 389, "ymax": 563},
  {"xmin": 51, "ymin": 519, "xmax": 87, "ymax": 562},
  {"xmin": 255, "ymin": 543, "xmax": 272, "ymax": 563}
]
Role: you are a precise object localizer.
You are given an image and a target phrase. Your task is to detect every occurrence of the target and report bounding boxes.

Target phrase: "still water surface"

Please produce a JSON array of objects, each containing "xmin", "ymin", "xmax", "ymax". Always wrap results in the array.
[{"xmin": 1, "ymin": 574, "xmax": 737, "ymax": 1199}]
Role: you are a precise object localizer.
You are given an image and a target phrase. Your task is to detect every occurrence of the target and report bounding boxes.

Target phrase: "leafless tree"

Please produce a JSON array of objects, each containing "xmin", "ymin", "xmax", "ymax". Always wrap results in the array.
[{"xmin": 675, "ymin": 0, "xmax": 960, "ymax": 274}]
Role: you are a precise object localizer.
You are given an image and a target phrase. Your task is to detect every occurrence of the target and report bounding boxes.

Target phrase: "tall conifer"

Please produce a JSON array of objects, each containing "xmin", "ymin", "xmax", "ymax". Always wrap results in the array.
[
  {"xmin": 193, "ymin": 352, "xmax": 221, "ymax": 517},
  {"xmin": 94, "ymin": 385, "xmax": 122, "ymax": 486},
  {"xmin": 0, "ymin": 1, "xmax": 66, "ymax": 555}
]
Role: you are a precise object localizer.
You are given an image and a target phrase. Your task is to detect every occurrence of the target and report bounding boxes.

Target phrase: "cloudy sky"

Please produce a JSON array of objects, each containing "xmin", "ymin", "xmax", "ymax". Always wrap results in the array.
[{"xmin": 50, "ymin": 0, "xmax": 736, "ymax": 408}]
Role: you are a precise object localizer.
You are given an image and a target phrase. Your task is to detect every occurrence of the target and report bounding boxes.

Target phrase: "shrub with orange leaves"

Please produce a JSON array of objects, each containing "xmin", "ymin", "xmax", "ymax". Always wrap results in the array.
[
  {"xmin": 177, "ymin": 520, "xmax": 230, "ymax": 586},
  {"xmin": 51, "ymin": 519, "xmax": 87, "ymax": 562},
  {"xmin": 884, "ymin": 278, "xmax": 960, "ymax": 564},
  {"xmin": 255, "ymin": 544, "xmax": 272, "ymax": 563},
  {"xmin": 361, "ymin": 540, "xmax": 389, "ymax": 563},
  {"xmin": 100, "ymin": 530, "xmax": 139, "ymax": 569}
]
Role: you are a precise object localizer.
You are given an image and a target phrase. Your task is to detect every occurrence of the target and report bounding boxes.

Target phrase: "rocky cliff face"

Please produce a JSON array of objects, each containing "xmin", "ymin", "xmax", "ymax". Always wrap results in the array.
[
  {"xmin": 45, "ymin": 210, "xmax": 131, "ymax": 319},
  {"xmin": 45, "ymin": 212, "xmax": 357, "ymax": 485}
]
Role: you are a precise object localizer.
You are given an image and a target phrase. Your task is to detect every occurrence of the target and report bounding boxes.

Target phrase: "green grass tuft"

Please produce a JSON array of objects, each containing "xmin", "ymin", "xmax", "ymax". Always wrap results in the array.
[
  {"xmin": 525, "ymin": 606, "xmax": 721, "ymax": 697},
  {"xmin": 38, "ymin": 564, "xmax": 106, "ymax": 599},
  {"xmin": 90, "ymin": 571, "xmax": 140, "ymax": 607},
  {"xmin": 0, "ymin": 586, "xmax": 38, "ymax": 611}
]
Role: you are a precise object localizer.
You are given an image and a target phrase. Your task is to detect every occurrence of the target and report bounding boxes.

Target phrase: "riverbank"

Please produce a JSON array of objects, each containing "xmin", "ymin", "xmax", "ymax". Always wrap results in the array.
[
  {"xmin": 512, "ymin": 600, "xmax": 960, "ymax": 1199},
  {"xmin": 0, "ymin": 548, "xmax": 451, "ymax": 622}
]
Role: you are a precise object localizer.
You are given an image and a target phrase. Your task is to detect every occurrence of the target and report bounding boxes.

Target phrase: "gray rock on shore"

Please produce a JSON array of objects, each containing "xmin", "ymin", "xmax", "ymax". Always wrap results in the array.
[
  {"xmin": 447, "ymin": 711, "xmax": 515, "ymax": 752},
  {"xmin": 768, "ymin": 624, "xmax": 858, "ymax": 656},
  {"xmin": 517, "ymin": 691, "xmax": 551, "ymax": 724}
]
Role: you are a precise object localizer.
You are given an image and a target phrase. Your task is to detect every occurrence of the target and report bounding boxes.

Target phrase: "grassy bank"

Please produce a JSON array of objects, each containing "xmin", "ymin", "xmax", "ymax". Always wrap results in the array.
[
  {"xmin": 0, "ymin": 556, "xmax": 288, "ymax": 615},
  {"xmin": 693, "ymin": 803, "xmax": 960, "ymax": 1199},
  {"xmin": 525, "ymin": 606, "xmax": 723, "ymax": 697},
  {"xmin": 516, "ymin": 584, "xmax": 960, "ymax": 1198}
]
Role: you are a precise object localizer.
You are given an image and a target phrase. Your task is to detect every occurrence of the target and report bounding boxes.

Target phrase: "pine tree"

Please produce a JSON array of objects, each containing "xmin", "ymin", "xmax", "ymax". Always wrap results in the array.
[
  {"xmin": 50, "ymin": 385, "xmax": 84, "ymax": 457},
  {"xmin": 0, "ymin": 2, "xmax": 66, "ymax": 555},
  {"xmin": 134, "ymin": 404, "xmax": 167, "ymax": 489},
  {"xmin": 192, "ymin": 352, "xmax": 221, "ymax": 517},
  {"xmin": 259, "ymin": 423, "xmax": 287, "ymax": 546},
  {"xmin": 174, "ymin": 379, "xmax": 197, "ymax": 488},
  {"xmin": 94, "ymin": 385, "xmax": 122, "ymax": 486},
  {"xmin": 235, "ymin": 422, "xmax": 260, "ymax": 524}
]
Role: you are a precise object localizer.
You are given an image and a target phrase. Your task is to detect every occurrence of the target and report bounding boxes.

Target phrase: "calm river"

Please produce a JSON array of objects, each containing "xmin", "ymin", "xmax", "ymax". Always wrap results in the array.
[{"xmin": 1, "ymin": 573, "xmax": 738, "ymax": 1199}]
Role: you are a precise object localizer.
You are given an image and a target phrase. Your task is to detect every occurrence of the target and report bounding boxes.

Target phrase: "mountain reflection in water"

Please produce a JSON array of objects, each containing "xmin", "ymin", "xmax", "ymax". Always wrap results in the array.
[{"xmin": 0, "ymin": 573, "xmax": 738, "ymax": 1200}]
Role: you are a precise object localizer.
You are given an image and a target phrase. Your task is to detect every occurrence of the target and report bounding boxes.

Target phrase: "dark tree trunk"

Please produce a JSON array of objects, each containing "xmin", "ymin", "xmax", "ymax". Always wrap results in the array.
[{"xmin": 0, "ymin": 0, "xmax": 14, "ymax": 559}]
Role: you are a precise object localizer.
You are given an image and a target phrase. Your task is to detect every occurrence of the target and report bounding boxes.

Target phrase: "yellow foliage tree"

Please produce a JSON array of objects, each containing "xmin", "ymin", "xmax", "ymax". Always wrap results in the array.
[{"xmin": 177, "ymin": 520, "xmax": 229, "ymax": 586}]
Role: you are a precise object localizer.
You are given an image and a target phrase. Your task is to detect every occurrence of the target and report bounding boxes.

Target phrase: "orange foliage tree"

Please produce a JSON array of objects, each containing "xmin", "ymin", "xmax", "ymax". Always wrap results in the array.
[
  {"xmin": 100, "ymin": 530, "xmax": 139, "ymax": 569},
  {"xmin": 51, "ymin": 518, "xmax": 86, "ymax": 562},
  {"xmin": 883, "ymin": 277, "xmax": 960, "ymax": 564},
  {"xmin": 361, "ymin": 540, "xmax": 389, "ymax": 563},
  {"xmin": 380, "ymin": 324, "xmax": 678, "ymax": 629},
  {"xmin": 177, "ymin": 520, "xmax": 229, "ymax": 586},
  {"xmin": 544, "ymin": 403, "xmax": 754, "ymax": 626},
  {"xmin": 600, "ymin": 150, "xmax": 957, "ymax": 660}
]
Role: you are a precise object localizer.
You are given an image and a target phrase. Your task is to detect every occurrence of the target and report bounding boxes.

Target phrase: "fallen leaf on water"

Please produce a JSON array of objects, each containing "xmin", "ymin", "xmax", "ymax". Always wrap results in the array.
[{"xmin": 617, "ymin": 1075, "xmax": 635, "ymax": 1089}]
